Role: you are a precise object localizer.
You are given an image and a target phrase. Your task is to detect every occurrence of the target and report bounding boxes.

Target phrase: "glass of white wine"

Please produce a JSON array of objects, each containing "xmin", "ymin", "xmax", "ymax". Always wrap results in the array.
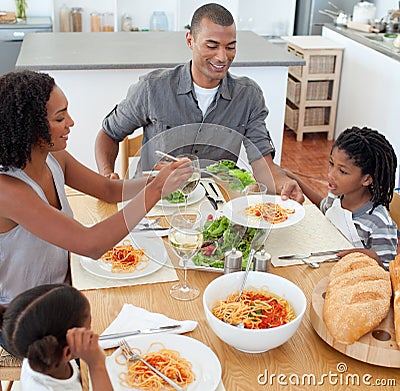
[
  {"xmin": 168, "ymin": 211, "xmax": 203, "ymax": 300},
  {"xmin": 177, "ymin": 154, "xmax": 201, "ymax": 208}
]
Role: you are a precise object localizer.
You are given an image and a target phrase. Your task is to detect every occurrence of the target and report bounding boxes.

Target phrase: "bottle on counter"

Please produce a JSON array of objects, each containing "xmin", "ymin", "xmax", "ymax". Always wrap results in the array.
[
  {"xmin": 102, "ymin": 12, "xmax": 114, "ymax": 32},
  {"xmin": 71, "ymin": 7, "xmax": 83, "ymax": 32},
  {"xmin": 90, "ymin": 12, "xmax": 101, "ymax": 32},
  {"xmin": 121, "ymin": 13, "xmax": 132, "ymax": 32},
  {"xmin": 59, "ymin": 4, "xmax": 70, "ymax": 32},
  {"xmin": 150, "ymin": 11, "xmax": 169, "ymax": 31}
]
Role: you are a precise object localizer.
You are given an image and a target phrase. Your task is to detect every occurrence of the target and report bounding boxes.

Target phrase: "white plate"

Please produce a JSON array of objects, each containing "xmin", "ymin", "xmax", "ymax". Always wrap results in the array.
[
  {"xmin": 106, "ymin": 334, "xmax": 221, "ymax": 391},
  {"xmin": 222, "ymin": 194, "xmax": 305, "ymax": 229},
  {"xmin": 80, "ymin": 234, "xmax": 167, "ymax": 280},
  {"xmin": 157, "ymin": 185, "xmax": 205, "ymax": 207}
]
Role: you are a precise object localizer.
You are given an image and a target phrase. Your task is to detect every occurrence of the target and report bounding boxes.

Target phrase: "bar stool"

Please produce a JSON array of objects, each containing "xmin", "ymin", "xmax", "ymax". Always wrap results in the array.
[{"xmin": 0, "ymin": 347, "xmax": 21, "ymax": 391}]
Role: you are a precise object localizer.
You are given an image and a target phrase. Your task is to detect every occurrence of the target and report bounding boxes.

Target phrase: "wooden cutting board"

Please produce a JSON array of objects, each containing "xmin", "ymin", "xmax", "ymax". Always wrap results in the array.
[
  {"xmin": 0, "ymin": 12, "xmax": 16, "ymax": 23},
  {"xmin": 310, "ymin": 277, "xmax": 400, "ymax": 367}
]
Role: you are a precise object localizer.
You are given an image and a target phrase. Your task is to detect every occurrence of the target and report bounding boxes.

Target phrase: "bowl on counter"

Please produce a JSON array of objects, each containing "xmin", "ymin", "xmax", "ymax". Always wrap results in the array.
[
  {"xmin": 202, "ymin": 271, "xmax": 307, "ymax": 353},
  {"xmin": 383, "ymin": 33, "xmax": 398, "ymax": 42}
]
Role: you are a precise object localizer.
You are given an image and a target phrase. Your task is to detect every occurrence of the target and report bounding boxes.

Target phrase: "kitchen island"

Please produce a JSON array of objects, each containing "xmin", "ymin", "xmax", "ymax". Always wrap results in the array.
[
  {"xmin": 322, "ymin": 24, "xmax": 400, "ymax": 186},
  {"xmin": 16, "ymin": 31, "xmax": 304, "ymax": 172}
]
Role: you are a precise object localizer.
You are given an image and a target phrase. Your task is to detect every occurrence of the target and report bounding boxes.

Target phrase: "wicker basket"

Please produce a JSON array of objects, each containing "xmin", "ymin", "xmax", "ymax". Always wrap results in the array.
[
  {"xmin": 306, "ymin": 80, "xmax": 331, "ymax": 100},
  {"xmin": 287, "ymin": 78, "xmax": 331, "ymax": 103},
  {"xmin": 309, "ymin": 55, "xmax": 336, "ymax": 74},
  {"xmin": 285, "ymin": 102, "xmax": 329, "ymax": 130}
]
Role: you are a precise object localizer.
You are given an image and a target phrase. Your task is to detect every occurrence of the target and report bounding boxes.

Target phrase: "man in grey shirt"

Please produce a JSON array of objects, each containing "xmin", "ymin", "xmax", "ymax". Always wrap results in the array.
[{"xmin": 95, "ymin": 3, "xmax": 304, "ymax": 203}]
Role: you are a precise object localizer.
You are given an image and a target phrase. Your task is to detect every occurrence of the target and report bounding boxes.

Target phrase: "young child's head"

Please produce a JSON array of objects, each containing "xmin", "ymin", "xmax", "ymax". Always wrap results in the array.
[
  {"xmin": 0, "ymin": 284, "xmax": 90, "ymax": 373},
  {"xmin": 332, "ymin": 126, "xmax": 397, "ymax": 209}
]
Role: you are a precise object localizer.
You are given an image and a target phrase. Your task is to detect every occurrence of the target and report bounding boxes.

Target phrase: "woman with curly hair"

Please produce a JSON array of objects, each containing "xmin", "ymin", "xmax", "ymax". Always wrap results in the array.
[{"xmin": 0, "ymin": 70, "xmax": 192, "ymax": 306}]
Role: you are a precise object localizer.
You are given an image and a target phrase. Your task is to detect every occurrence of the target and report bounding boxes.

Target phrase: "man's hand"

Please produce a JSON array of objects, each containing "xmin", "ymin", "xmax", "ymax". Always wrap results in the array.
[
  {"xmin": 280, "ymin": 177, "xmax": 305, "ymax": 204},
  {"xmin": 104, "ymin": 172, "xmax": 120, "ymax": 180}
]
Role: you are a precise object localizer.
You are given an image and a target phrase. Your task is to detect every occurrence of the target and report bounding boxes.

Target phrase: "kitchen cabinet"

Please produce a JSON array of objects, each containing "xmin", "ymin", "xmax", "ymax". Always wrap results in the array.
[
  {"xmin": 283, "ymin": 36, "xmax": 343, "ymax": 142},
  {"xmin": 51, "ymin": 0, "xmax": 296, "ymax": 35}
]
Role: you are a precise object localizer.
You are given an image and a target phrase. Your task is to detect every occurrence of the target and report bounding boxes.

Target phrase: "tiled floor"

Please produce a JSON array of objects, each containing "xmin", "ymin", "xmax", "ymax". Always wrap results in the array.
[{"xmin": 281, "ymin": 128, "xmax": 334, "ymax": 198}]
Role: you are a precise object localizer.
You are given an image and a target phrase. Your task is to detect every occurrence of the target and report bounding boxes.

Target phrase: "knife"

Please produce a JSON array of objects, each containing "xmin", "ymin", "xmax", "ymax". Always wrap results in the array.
[
  {"xmin": 200, "ymin": 183, "xmax": 218, "ymax": 210},
  {"xmin": 278, "ymin": 250, "xmax": 342, "ymax": 260},
  {"xmin": 99, "ymin": 324, "xmax": 181, "ymax": 341},
  {"xmin": 132, "ymin": 227, "xmax": 169, "ymax": 232}
]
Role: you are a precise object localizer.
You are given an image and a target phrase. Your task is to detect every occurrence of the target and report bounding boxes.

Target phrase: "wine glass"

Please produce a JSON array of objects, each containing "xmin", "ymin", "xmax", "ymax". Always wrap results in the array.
[
  {"xmin": 242, "ymin": 182, "xmax": 267, "ymax": 196},
  {"xmin": 177, "ymin": 154, "xmax": 201, "ymax": 208},
  {"xmin": 168, "ymin": 211, "xmax": 203, "ymax": 300}
]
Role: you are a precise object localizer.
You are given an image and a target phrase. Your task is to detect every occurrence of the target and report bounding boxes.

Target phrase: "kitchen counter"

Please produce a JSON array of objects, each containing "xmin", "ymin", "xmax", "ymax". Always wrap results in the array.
[
  {"xmin": 16, "ymin": 31, "xmax": 302, "ymax": 172},
  {"xmin": 16, "ymin": 31, "xmax": 304, "ymax": 70},
  {"xmin": 324, "ymin": 23, "xmax": 400, "ymax": 62}
]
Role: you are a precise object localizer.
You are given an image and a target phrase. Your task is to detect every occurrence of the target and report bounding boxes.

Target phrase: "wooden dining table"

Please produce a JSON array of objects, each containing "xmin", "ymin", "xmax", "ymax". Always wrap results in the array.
[{"xmin": 67, "ymin": 189, "xmax": 400, "ymax": 391}]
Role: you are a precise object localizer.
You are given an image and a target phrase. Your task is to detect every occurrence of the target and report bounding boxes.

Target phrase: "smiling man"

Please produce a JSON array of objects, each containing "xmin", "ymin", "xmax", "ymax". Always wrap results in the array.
[{"xmin": 95, "ymin": 3, "xmax": 303, "ymax": 202}]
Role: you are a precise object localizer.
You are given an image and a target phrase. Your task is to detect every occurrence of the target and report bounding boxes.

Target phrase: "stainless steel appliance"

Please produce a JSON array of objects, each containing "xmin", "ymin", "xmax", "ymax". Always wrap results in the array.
[
  {"xmin": 294, "ymin": 0, "xmax": 368, "ymax": 35},
  {"xmin": 0, "ymin": 17, "xmax": 52, "ymax": 75}
]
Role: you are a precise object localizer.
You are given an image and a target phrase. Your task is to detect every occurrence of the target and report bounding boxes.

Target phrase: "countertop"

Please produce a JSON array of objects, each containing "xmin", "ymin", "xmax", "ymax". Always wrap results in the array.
[
  {"xmin": 16, "ymin": 31, "xmax": 305, "ymax": 71},
  {"xmin": 324, "ymin": 24, "xmax": 400, "ymax": 62}
]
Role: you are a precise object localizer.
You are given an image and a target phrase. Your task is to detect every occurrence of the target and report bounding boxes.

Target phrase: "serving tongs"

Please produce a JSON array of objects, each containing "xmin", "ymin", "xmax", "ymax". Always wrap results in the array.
[{"xmin": 119, "ymin": 338, "xmax": 185, "ymax": 391}]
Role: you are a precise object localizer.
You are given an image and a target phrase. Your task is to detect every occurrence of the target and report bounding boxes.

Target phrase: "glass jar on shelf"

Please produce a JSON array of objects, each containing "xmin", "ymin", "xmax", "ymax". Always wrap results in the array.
[
  {"xmin": 59, "ymin": 4, "xmax": 70, "ymax": 32},
  {"xmin": 71, "ymin": 7, "xmax": 83, "ymax": 32},
  {"xmin": 121, "ymin": 13, "xmax": 132, "ymax": 32},
  {"xmin": 150, "ymin": 11, "xmax": 168, "ymax": 31},
  {"xmin": 102, "ymin": 12, "xmax": 114, "ymax": 32},
  {"xmin": 90, "ymin": 12, "xmax": 101, "ymax": 32}
]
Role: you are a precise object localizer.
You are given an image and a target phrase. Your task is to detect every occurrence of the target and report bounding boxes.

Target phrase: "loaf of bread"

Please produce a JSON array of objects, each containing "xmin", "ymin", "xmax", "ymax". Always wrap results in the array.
[
  {"xmin": 323, "ymin": 252, "xmax": 391, "ymax": 345},
  {"xmin": 389, "ymin": 254, "xmax": 400, "ymax": 349}
]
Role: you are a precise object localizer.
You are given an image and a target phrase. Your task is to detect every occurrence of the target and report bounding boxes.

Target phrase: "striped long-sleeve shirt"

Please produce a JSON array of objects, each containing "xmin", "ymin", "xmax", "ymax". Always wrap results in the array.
[{"xmin": 320, "ymin": 194, "xmax": 398, "ymax": 268}]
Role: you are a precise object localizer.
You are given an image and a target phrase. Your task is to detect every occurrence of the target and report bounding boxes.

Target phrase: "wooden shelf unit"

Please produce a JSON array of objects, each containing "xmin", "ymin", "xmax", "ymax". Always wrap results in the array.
[{"xmin": 283, "ymin": 36, "xmax": 343, "ymax": 141}]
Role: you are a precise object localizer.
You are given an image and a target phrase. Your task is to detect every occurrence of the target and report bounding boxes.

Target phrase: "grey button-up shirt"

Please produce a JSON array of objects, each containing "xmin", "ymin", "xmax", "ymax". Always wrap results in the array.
[{"xmin": 102, "ymin": 62, "xmax": 275, "ymax": 170}]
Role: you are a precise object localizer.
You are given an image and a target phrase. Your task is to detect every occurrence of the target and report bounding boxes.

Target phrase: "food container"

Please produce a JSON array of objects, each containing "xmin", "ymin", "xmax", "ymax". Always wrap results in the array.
[
  {"xmin": 102, "ymin": 12, "xmax": 114, "ymax": 32},
  {"xmin": 352, "ymin": 1, "xmax": 376, "ymax": 24},
  {"xmin": 90, "ymin": 12, "xmax": 101, "ymax": 32},
  {"xmin": 121, "ymin": 13, "xmax": 132, "ymax": 32},
  {"xmin": 59, "ymin": 4, "xmax": 70, "ymax": 32},
  {"xmin": 150, "ymin": 11, "xmax": 168, "ymax": 31},
  {"xmin": 383, "ymin": 33, "xmax": 398, "ymax": 42},
  {"xmin": 224, "ymin": 248, "xmax": 242, "ymax": 274},
  {"xmin": 71, "ymin": 7, "xmax": 83, "ymax": 32}
]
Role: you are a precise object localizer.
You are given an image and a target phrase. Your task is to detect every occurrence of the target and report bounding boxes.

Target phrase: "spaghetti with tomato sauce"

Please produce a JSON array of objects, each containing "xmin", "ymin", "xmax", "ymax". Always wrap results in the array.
[
  {"xmin": 212, "ymin": 289, "xmax": 295, "ymax": 329},
  {"xmin": 245, "ymin": 202, "xmax": 295, "ymax": 224}
]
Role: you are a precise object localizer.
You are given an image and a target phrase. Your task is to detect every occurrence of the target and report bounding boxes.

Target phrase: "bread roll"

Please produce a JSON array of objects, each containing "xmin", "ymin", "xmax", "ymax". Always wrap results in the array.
[
  {"xmin": 389, "ymin": 254, "xmax": 400, "ymax": 349},
  {"xmin": 323, "ymin": 252, "xmax": 391, "ymax": 345}
]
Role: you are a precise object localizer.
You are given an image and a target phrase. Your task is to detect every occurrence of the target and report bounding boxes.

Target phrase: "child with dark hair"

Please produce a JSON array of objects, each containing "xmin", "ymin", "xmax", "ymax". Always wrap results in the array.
[
  {"xmin": 0, "ymin": 284, "xmax": 112, "ymax": 390},
  {"xmin": 287, "ymin": 126, "xmax": 398, "ymax": 268}
]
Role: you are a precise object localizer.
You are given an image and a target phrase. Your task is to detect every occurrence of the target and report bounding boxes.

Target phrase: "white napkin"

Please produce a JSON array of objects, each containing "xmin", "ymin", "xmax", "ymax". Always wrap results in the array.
[{"xmin": 99, "ymin": 304, "xmax": 198, "ymax": 349}]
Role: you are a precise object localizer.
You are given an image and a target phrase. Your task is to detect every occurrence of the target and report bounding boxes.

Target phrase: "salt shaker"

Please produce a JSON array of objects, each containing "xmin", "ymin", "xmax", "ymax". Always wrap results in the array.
[
  {"xmin": 224, "ymin": 248, "xmax": 243, "ymax": 274},
  {"xmin": 253, "ymin": 249, "xmax": 271, "ymax": 272}
]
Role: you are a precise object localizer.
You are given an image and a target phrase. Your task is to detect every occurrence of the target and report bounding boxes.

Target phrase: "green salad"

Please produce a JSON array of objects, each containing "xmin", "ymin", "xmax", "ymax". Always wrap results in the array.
[
  {"xmin": 163, "ymin": 190, "xmax": 185, "ymax": 204},
  {"xmin": 206, "ymin": 160, "xmax": 255, "ymax": 191},
  {"xmin": 192, "ymin": 215, "xmax": 261, "ymax": 270}
]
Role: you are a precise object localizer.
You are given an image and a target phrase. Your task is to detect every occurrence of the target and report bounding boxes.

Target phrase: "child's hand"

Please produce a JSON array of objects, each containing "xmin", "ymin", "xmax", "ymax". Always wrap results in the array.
[{"xmin": 66, "ymin": 328, "xmax": 105, "ymax": 367}]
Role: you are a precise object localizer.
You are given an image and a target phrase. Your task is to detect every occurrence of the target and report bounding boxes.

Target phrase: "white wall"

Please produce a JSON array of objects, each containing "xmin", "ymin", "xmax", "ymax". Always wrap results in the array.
[
  {"xmin": 375, "ymin": 0, "xmax": 399, "ymax": 18},
  {"xmin": 322, "ymin": 27, "xmax": 400, "ymax": 186}
]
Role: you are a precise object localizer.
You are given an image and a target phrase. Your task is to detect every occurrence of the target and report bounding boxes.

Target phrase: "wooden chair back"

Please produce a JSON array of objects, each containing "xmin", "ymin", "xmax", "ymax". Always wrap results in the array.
[
  {"xmin": 0, "ymin": 347, "xmax": 22, "ymax": 391},
  {"xmin": 120, "ymin": 133, "xmax": 143, "ymax": 178}
]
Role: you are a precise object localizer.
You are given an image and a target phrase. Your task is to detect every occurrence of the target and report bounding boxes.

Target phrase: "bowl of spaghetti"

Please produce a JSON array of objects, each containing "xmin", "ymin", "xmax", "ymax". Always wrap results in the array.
[{"xmin": 203, "ymin": 271, "xmax": 307, "ymax": 353}]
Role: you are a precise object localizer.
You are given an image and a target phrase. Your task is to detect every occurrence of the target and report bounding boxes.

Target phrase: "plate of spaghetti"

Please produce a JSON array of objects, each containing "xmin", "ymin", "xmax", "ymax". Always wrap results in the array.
[
  {"xmin": 80, "ymin": 234, "xmax": 168, "ymax": 280},
  {"xmin": 106, "ymin": 334, "xmax": 221, "ymax": 391},
  {"xmin": 222, "ymin": 194, "xmax": 305, "ymax": 229}
]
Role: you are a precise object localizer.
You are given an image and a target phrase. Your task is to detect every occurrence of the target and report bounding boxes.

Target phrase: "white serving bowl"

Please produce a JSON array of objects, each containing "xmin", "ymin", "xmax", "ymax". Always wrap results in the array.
[{"xmin": 203, "ymin": 271, "xmax": 307, "ymax": 353}]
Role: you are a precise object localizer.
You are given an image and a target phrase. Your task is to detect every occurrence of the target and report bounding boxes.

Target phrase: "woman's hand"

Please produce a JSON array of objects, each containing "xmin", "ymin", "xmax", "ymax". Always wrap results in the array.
[{"xmin": 149, "ymin": 158, "xmax": 193, "ymax": 197}]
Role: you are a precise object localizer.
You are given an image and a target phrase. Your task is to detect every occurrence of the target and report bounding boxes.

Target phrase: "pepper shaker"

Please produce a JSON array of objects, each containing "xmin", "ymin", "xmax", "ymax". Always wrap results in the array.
[
  {"xmin": 253, "ymin": 249, "xmax": 271, "ymax": 272},
  {"xmin": 224, "ymin": 248, "xmax": 243, "ymax": 274}
]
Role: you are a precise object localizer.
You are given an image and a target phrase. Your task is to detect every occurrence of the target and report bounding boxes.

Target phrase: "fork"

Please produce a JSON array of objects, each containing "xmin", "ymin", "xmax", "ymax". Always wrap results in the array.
[{"xmin": 118, "ymin": 339, "xmax": 185, "ymax": 391}]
